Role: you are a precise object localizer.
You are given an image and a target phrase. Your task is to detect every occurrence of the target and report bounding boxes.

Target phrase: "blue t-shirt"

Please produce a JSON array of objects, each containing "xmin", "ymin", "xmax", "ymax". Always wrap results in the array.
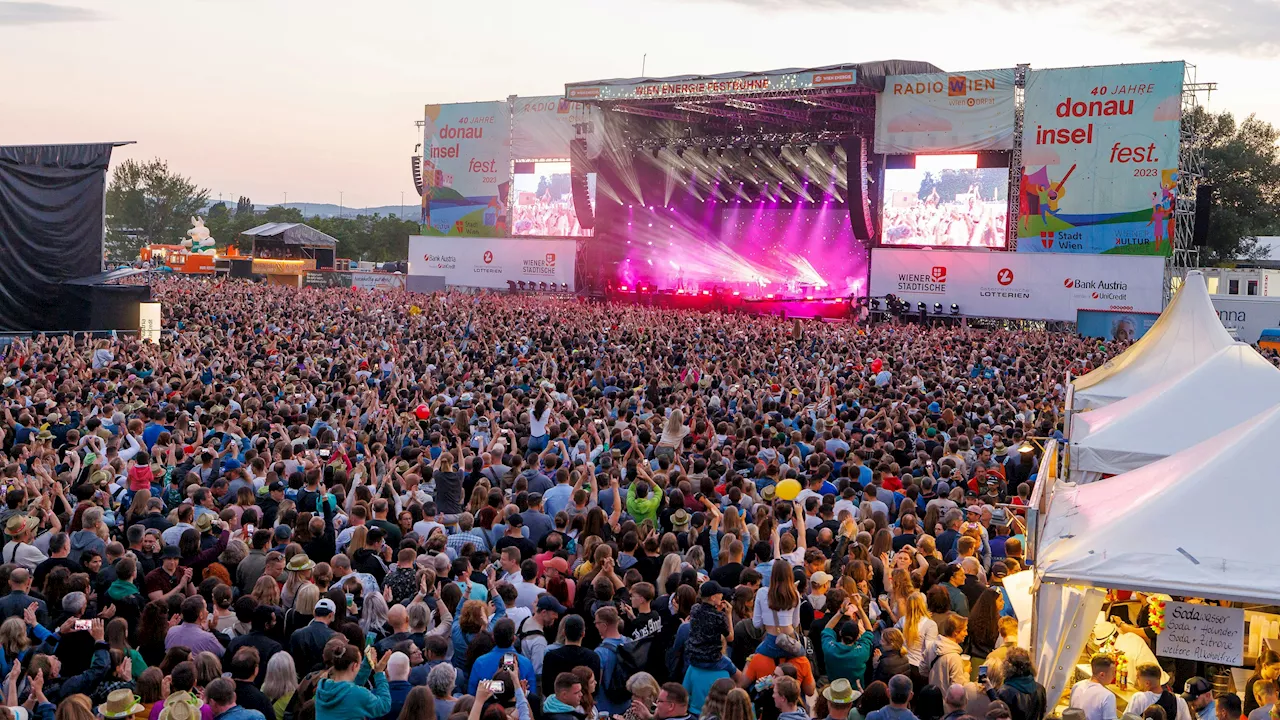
[{"xmin": 683, "ymin": 665, "xmax": 731, "ymax": 715}]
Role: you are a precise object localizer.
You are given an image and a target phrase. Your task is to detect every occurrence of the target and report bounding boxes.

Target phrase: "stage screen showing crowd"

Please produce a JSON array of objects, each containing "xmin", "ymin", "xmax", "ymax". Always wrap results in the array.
[
  {"xmin": 511, "ymin": 160, "xmax": 595, "ymax": 238},
  {"xmin": 881, "ymin": 154, "xmax": 1009, "ymax": 248}
]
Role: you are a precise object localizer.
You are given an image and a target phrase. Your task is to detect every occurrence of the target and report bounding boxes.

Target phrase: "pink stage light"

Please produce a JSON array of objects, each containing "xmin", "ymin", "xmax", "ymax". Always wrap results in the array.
[
  {"xmin": 676, "ymin": 288, "xmax": 684, "ymax": 294},
  {"xmin": 766, "ymin": 294, "xmax": 775, "ymax": 299},
  {"xmin": 805, "ymin": 295, "xmax": 814, "ymax": 300},
  {"xmin": 619, "ymin": 285, "xmax": 628, "ymax": 291},
  {"xmin": 732, "ymin": 291, "xmax": 741, "ymax": 296},
  {"xmin": 701, "ymin": 290, "xmax": 710, "ymax": 296}
]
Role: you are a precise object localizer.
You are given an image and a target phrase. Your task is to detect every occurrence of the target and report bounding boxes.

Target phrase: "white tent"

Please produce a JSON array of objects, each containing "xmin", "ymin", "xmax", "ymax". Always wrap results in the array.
[
  {"xmin": 1069, "ymin": 343, "xmax": 1280, "ymax": 478},
  {"xmin": 1073, "ymin": 271, "xmax": 1234, "ymax": 411},
  {"xmin": 1041, "ymin": 402, "xmax": 1280, "ymax": 603}
]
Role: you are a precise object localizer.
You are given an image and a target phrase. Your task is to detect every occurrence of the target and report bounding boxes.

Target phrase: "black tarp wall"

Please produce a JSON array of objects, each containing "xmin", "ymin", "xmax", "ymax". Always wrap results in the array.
[{"xmin": 0, "ymin": 143, "xmax": 116, "ymax": 331}]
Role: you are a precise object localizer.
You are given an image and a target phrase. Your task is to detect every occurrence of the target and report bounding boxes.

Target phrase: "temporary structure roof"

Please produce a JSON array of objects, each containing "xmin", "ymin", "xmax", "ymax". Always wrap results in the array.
[
  {"xmin": 1040, "ymin": 403, "xmax": 1280, "ymax": 603},
  {"xmin": 1072, "ymin": 271, "xmax": 1233, "ymax": 411},
  {"xmin": 240, "ymin": 222, "xmax": 337, "ymax": 247},
  {"xmin": 1070, "ymin": 343, "xmax": 1280, "ymax": 476}
]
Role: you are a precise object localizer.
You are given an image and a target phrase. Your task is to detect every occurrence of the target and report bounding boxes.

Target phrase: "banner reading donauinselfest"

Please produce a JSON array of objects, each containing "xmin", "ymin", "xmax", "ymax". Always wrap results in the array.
[
  {"xmin": 874, "ymin": 69, "xmax": 1016, "ymax": 154},
  {"xmin": 408, "ymin": 236, "xmax": 577, "ymax": 290},
  {"xmin": 1017, "ymin": 62, "xmax": 1184, "ymax": 255},
  {"xmin": 421, "ymin": 101, "xmax": 511, "ymax": 237}
]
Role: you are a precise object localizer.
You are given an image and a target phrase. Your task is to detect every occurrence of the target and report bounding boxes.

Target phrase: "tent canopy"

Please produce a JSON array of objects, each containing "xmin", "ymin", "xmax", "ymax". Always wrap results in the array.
[
  {"xmin": 1073, "ymin": 272, "xmax": 1233, "ymax": 411},
  {"xmin": 1041, "ymin": 403, "xmax": 1280, "ymax": 604},
  {"xmin": 1070, "ymin": 343, "xmax": 1280, "ymax": 476}
]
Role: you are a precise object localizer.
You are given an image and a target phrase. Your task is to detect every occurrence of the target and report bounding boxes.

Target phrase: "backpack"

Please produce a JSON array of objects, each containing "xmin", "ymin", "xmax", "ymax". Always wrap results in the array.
[
  {"xmin": 600, "ymin": 639, "xmax": 645, "ymax": 704},
  {"xmin": 516, "ymin": 617, "xmax": 546, "ymax": 652}
]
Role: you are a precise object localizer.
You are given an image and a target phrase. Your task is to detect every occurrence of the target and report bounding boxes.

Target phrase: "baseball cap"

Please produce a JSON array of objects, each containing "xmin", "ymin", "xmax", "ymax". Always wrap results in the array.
[
  {"xmin": 544, "ymin": 557, "xmax": 570, "ymax": 575},
  {"xmin": 1183, "ymin": 677, "xmax": 1212, "ymax": 701},
  {"xmin": 700, "ymin": 580, "xmax": 727, "ymax": 599},
  {"xmin": 314, "ymin": 598, "xmax": 336, "ymax": 617},
  {"xmin": 267, "ymin": 480, "xmax": 284, "ymax": 493},
  {"xmin": 536, "ymin": 594, "xmax": 568, "ymax": 614},
  {"xmin": 811, "ymin": 571, "xmax": 834, "ymax": 587}
]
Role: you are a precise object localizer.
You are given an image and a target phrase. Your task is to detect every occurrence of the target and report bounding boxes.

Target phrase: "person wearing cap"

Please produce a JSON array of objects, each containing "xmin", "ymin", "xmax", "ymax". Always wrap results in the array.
[
  {"xmin": 494, "ymin": 514, "xmax": 537, "ymax": 562},
  {"xmin": 1, "ymin": 515, "xmax": 47, "ymax": 571},
  {"xmin": 1184, "ymin": 677, "xmax": 1215, "ymax": 720},
  {"xmin": 517, "ymin": 594, "xmax": 567, "ymax": 676},
  {"xmin": 1069, "ymin": 653, "xmax": 1119, "ymax": 720},
  {"xmin": 289, "ymin": 597, "xmax": 338, "ymax": 678},
  {"xmin": 143, "ymin": 546, "xmax": 193, "ymax": 603},
  {"xmin": 821, "ymin": 598, "xmax": 875, "ymax": 688},
  {"xmin": 99, "ymin": 688, "xmax": 147, "ymax": 720},
  {"xmin": 822, "ymin": 678, "xmax": 861, "ymax": 720},
  {"xmin": 685, "ymin": 580, "xmax": 745, "ymax": 684},
  {"xmin": 541, "ymin": 556, "xmax": 576, "ymax": 606}
]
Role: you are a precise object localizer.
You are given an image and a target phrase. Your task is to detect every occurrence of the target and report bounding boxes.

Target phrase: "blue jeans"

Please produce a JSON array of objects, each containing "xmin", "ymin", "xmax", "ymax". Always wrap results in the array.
[
  {"xmin": 755, "ymin": 633, "xmax": 802, "ymax": 660},
  {"xmin": 528, "ymin": 434, "xmax": 549, "ymax": 453}
]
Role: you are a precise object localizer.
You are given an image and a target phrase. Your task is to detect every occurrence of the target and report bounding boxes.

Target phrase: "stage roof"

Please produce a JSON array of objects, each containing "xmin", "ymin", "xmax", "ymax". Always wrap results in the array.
[
  {"xmin": 566, "ymin": 60, "xmax": 943, "ymax": 98},
  {"xmin": 241, "ymin": 222, "xmax": 337, "ymax": 248},
  {"xmin": 564, "ymin": 60, "xmax": 942, "ymax": 139}
]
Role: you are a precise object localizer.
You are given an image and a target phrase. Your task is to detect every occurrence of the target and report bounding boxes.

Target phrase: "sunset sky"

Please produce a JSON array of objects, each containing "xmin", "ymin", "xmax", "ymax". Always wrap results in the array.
[{"xmin": 2, "ymin": 0, "xmax": 1278, "ymax": 208}]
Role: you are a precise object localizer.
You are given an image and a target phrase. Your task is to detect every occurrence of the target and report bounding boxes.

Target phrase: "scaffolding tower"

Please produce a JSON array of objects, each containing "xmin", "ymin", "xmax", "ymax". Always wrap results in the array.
[{"xmin": 1169, "ymin": 63, "xmax": 1217, "ymax": 301}]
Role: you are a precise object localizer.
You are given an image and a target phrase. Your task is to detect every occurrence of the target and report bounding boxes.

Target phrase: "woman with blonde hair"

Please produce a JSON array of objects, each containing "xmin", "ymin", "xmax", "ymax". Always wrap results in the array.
[
  {"xmin": 54, "ymin": 693, "xmax": 95, "ymax": 720},
  {"xmin": 720, "ymin": 688, "xmax": 755, "ymax": 720},
  {"xmin": 281, "ymin": 555, "xmax": 313, "ymax": 608},
  {"xmin": 261, "ymin": 652, "xmax": 298, "ymax": 720},
  {"xmin": 194, "ymin": 650, "xmax": 222, "ymax": 689},
  {"xmin": 655, "ymin": 553, "xmax": 683, "ymax": 594},
  {"xmin": 285, "ymin": 583, "xmax": 320, "ymax": 636},
  {"xmin": 701, "ymin": 677, "xmax": 735, "ymax": 720},
  {"xmin": 656, "ymin": 409, "xmax": 689, "ymax": 463},
  {"xmin": 252, "ymin": 574, "xmax": 282, "ymax": 608},
  {"xmin": 896, "ymin": 591, "xmax": 938, "ymax": 676},
  {"xmin": 624, "ymin": 673, "xmax": 661, "ymax": 720}
]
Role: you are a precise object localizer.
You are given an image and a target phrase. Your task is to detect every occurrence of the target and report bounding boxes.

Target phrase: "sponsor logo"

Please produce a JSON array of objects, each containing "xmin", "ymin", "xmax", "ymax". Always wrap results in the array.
[
  {"xmin": 1092, "ymin": 292, "xmax": 1099, "ymax": 299},
  {"xmin": 1036, "ymin": 230, "xmax": 1084, "ymax": 251},
  {"xmin": 1067, "ymin": 279, "xmax": 1129, "ymax": 291},
  {"xmin": 948, "ymin": 76, "xmax": 967, "ymax": 96},
  {"xmin": 997, "ymin": 268, "xmax": 1014, "ymax": 286},
  {"xmin": 423, "ymin": 253, "xmax": 457, "ymax": 270},
  {"xmin": 522, "ymin": 256, "xmax": 558, "ymax": 276},
  {"xmin": 557, "ymin": 99, "xmax": 571, "ymax": 114},
  {"xmin": 1063, "ymin": 278, "xmax": 1075, "ymax": 288},
  {"xmin": 1041, "ymin": 231, "xmax": 1055, "ymax": 250},
  {"xmin": 483, "ymin": 251, "xmax": 494, "ymax": 264},
  {"xmin": 545, "ymin": 253, "xmax": 556, "ymax": 267},
  {"xmin": 567, "ymin": 87, "xmax": 601, "ymax": 99},
  {"xmin": 893, "ymin": 272, "xmax": 947, "ymax": 294},
  {"xmin": 813, "ymin": 71, "xmax": 854, "ymax": 86}
]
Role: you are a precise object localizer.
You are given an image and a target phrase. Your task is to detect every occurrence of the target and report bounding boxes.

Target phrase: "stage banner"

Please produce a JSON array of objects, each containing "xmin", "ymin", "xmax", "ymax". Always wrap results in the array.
[
  {"xmin": 565, "ymin": 67, "xmax": 857, "ymax": 102},
  {"xmin": 408, "ymin": 235, "xmax": 576, "ymax": 290},
  {"xmin": 1017, "ymin": 62, "xmax": 1184, "ymax": 255},
  {"xmin": 511, "ymin": 96, "xmax": 603, "ymax": 160},
  {"xmin": 304, "ymin": 271, "xmax": 351, "ymax": 289},
  {"xmin": 421, "ymin": 101, "xmax": 511, "ymax": 238},
  {"xmin": 350, "ymin": 272, "xmax": 405, "ymax": 292},
  {"xmin": 874, "ymin": 69, "xmax": 1016, "ymax": 154},
  {"xmin": 869, "ymin": 248, "xmax": 1164, "ymax": 321},
  {"xmin": 1076, "ymin": 309, "xmax": 1159, "ymax": 341}
]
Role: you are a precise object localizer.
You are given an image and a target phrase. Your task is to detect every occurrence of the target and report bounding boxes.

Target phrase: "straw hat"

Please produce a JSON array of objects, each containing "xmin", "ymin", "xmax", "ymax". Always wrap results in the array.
[
  {"xmin": 158, "ymin": 692, "xmax": 199, "ymax": 720},
  {"xmin": 823, "ymin": 678, "xmax": 861, "ymax": 705},
  {"xmin": 98, "ymin": 690, "xmax": 144, "ymax": 719},
  {"xmin": 3, "ymin": 515, "xmax": 37, "ymax": 536},
  {"xmin": 286, "ymin": 555, "xmax": 315, "ymax": 573}
]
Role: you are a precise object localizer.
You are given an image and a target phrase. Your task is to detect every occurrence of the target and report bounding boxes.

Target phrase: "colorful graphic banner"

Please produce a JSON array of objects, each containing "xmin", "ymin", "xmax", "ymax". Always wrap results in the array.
[
  {"xmin": 869, "ymin": 248, "xmax": 1164, "ymax": 321},
  {"xmin": 1017, "ymin": 62, "xmax": 1184, "ymax": 255},
  {"xmin": 1076, "ymin": 309, "xmax": 1159, "ymax": 341},
  {"xmin": 565, "ymin": 68, "xmax": 857, "ymax": 102},
  {"xmin": 875, "ymin": 69, "xmax": 1016, "ymax": 154},
  {"xmin": 408, "ymin": 236, "xmax": 577, "ymax": 290},
  {"xmin": 421, "ymin": 101, "xmax": 511, "ymax": 238},
  {"xmin": 511, "ymin": 96, "xmax": 603, "ymax": 160}
]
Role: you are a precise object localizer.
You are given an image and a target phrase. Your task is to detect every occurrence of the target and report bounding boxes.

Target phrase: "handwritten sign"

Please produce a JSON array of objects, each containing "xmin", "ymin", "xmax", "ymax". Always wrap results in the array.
[{"xmin": 1157, "ymin": 602, "xmax": 1245, "ymax": 665}]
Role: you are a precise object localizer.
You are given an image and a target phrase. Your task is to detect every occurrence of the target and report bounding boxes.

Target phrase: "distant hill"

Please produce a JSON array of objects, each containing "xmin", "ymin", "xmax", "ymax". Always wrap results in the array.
[{"xmin": 201, "ymin": 201, "xmax": 420, "ymax": 219}]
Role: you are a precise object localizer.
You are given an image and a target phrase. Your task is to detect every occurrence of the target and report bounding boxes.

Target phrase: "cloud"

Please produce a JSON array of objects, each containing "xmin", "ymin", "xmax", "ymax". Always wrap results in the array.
[
  {"xmin": 0, "ymin": 1, "xmax": 101, "ymax": 25},
  {"xmin": 697, "ymin": 0, "xmax": 1280, "ymax": 56},
  {"xmin": 1023, "ymin": 147, "xmax": 1062, "ymax": 166}
]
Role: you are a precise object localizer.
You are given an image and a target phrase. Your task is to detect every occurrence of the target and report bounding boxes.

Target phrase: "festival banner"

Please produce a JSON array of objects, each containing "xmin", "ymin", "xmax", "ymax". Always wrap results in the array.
[
  {"xmin": 564, "ymin": 67, "xmax": 857, "ymax": 102},
  {"xmin": 1017, "ymin": 62, "xmax": 1184, "ymax": 255},
  {"xmin": 869, "ymin": 248, "xmax": 1164, "ymax": 321},
  {"xmin": 511, "ymin": 96, "xmax": 603, "ymax": 160},
  {"xmin": 408, "ymin": 235, "xmax": 577, "ymax": 290},
  {"xmin": 350, "ymin": 271, "xmax": 405, "ymax": 292},
  {"xmin": 421, "ymin": 101, "xmax": 511, "ymax": 238},
  {"xmin": 874, "ymin": 69, "xmax": 1016, "ymax": 154}
]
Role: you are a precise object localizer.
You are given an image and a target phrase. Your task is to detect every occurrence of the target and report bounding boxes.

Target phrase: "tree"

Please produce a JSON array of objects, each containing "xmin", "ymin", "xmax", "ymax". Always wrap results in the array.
[
  {"xmin": 235, "ymin": 196, "xmax": 254, "ymax": 217},
  {"xmin": 1190, "ymin": 106, "xmax": 1280, "ymax": 262},
  {"xmin": 105, "ymin": 158, "xmax": 209, "ymax": 259}
]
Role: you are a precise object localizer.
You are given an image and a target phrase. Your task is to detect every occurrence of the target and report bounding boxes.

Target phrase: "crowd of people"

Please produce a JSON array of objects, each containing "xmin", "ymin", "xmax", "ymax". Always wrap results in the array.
[{"xmin": 0, "ymin": 275, "xmax": 1234, "ymax": 720}]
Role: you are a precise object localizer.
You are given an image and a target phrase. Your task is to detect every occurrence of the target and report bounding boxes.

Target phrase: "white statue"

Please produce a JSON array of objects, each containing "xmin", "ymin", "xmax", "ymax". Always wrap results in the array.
[{"xmin": 183, "ymin": 216, "xmax": 216, "ymax": 254}]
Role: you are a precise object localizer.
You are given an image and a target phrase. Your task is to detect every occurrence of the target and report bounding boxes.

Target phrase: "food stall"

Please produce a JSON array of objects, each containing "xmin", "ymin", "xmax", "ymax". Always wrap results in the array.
[{"xmin": 240, "ymin": 222, "xmax": 338, "ymax": 287}]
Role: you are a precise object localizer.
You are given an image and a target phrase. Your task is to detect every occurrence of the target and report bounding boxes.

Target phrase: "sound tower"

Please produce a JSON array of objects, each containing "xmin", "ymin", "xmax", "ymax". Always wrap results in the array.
[
  {"xmin": 1194, "ymin": 184, "xmax": 1214, "ymax": 247},
  {"xmin": 570, "ymin": 139, "xmax": 595, "ymax": 230},
  {"xmin": 844, "ymin": 137, "xmax": 875, "ymax": 241}
]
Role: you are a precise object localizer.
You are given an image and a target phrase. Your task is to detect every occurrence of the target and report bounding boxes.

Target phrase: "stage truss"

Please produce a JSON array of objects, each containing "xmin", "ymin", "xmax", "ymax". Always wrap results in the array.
[{"xmin": 1170, "ymin": 63, "xmax": 1216, "ymax": 302}]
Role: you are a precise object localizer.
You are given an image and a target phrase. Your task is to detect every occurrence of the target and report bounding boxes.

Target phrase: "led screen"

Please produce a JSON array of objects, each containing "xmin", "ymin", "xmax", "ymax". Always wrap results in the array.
[
  {"xmin": 511, "ymin": 161, "xmax": 595, "ymax": 237},
  {"xmin": 881, "ymin": 155, "xmax": 1008, "ymax": 247}
]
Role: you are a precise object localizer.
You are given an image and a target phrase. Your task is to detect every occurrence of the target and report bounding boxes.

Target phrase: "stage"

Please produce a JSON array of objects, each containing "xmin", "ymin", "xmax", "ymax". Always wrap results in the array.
[{"xmin": 601, "ymin": 287, "xmax": 853, "ymax": 319}]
